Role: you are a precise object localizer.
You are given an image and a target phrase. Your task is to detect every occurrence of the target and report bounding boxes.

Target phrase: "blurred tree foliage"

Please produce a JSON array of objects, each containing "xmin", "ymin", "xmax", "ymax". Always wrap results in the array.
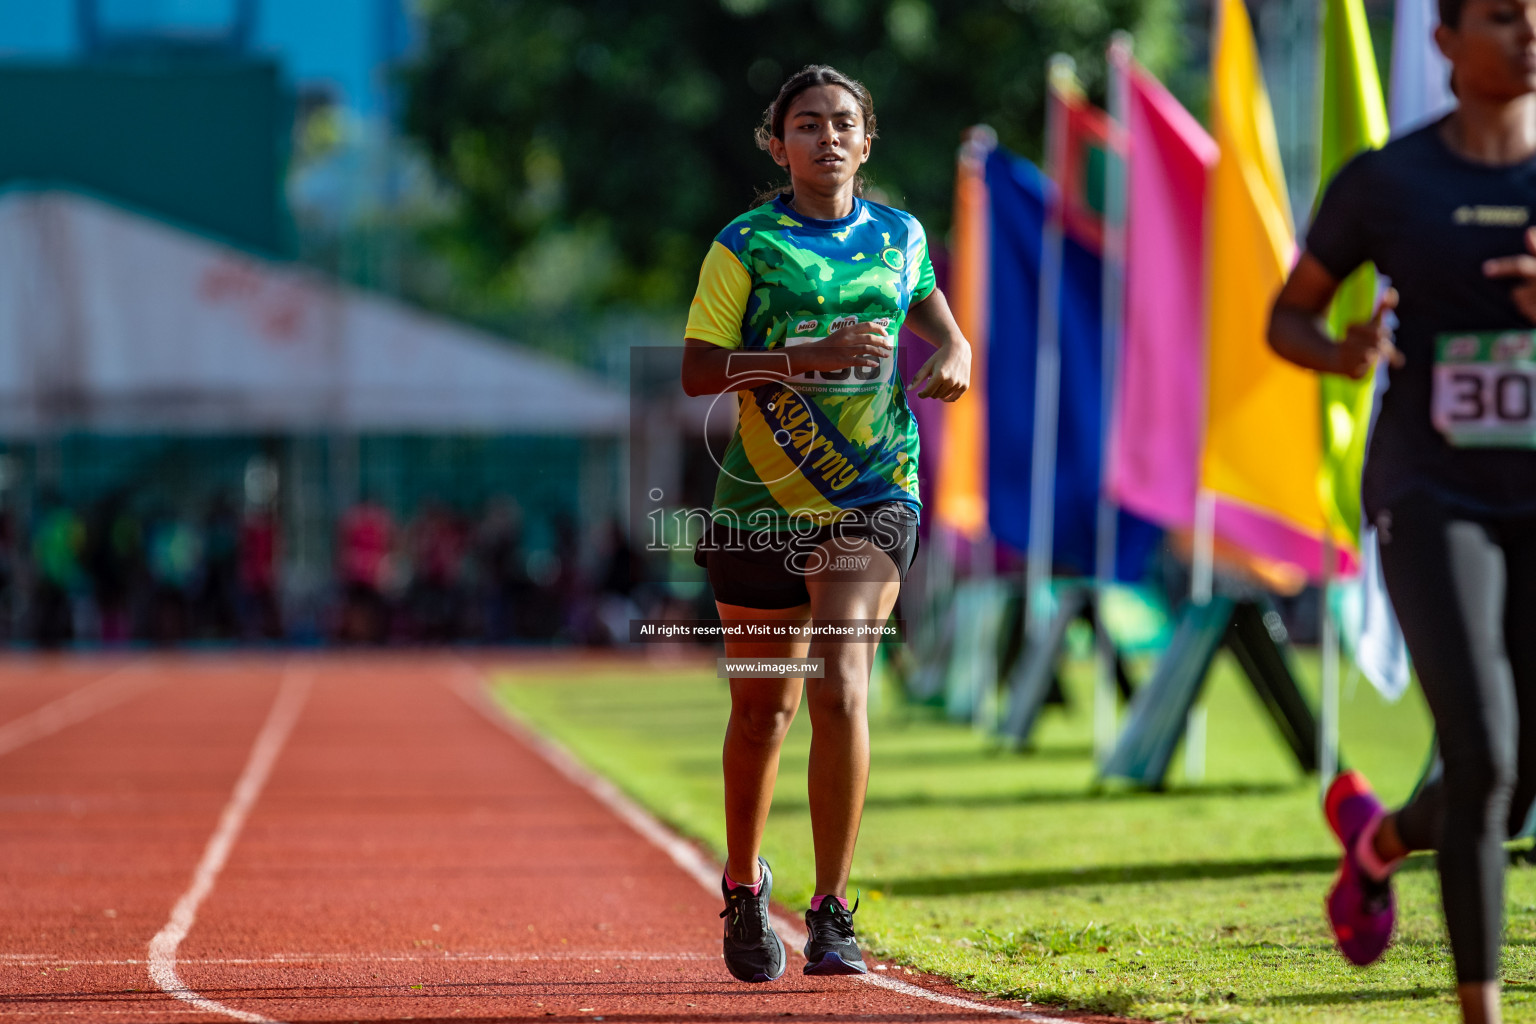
[{"xmin": 402, "ymin": 0, "xmax": 1182, "ymax": 314}]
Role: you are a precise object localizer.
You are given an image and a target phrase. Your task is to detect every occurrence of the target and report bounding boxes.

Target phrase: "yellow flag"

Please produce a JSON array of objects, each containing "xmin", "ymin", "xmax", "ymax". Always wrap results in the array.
[
  {"xmin": 1318, "ymin": 0, "xmax": 1390, "ymax": 545},
  {"xmin": 1201, "ymin": 0, "xmax": 1328, "ymax": 548}
]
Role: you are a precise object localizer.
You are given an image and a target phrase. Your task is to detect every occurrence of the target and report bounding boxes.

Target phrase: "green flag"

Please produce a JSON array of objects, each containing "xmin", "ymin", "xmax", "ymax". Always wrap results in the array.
[{"xmin": 1318, "ymin": 0, "xmax": 1389, "ymax": 546}]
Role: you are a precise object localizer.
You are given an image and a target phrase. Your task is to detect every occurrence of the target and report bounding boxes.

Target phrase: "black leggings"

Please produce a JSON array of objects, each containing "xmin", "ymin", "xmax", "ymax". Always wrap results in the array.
[{"xmin": 1380, "ymin": 490, "xmax": 1536, "ymax": 984}]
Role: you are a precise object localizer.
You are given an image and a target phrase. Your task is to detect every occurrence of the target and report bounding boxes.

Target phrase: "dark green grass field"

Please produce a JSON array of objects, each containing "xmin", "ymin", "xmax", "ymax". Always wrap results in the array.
[{"xmin": 492, "ymin": 651, "xmax": 1536, "ymax": 1023}]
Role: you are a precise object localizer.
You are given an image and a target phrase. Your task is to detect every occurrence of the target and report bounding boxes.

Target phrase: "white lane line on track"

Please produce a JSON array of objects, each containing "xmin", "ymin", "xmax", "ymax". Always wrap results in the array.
[
  {"xmin": 0, "ymin": 663, "xmax": 155, "ymax": 760},
  {"xmin": 451, "ymin": 671, "xmax": 1075, "ymax": 1024},
  {"xmin": 147, "ymin": 667, "xmax": 312, "ymax": 1024}
]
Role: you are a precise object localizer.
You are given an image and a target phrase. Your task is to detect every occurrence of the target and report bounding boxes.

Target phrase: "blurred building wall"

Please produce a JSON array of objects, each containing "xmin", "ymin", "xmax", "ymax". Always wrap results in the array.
[
  {"xmin": 0, "ymin": 61, "xmax": 292, "ymax": 255},
  {"xmin": 0, "ymin": 0, "xmax": 416, "ymax": 117}
]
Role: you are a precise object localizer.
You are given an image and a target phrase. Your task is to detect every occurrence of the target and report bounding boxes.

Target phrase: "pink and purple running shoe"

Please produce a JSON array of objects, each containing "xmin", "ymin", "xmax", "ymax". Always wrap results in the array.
[{"xmin": 1323, "ymin": 771, "xmax": 1396, "ymax": 966}]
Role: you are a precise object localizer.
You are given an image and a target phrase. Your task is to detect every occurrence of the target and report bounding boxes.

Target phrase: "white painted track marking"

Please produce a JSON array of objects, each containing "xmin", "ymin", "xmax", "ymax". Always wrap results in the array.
[
  {"xmin": 451, "ymin": 670, "xmax": 1077, "ymax": 1023},
  {"xmin": 0, "ymin": 662, "xmax": 156, "ymax": 759},
  {"xmin": 147, "ymin": 666, "xmax": 312, "ymax": 1024}
]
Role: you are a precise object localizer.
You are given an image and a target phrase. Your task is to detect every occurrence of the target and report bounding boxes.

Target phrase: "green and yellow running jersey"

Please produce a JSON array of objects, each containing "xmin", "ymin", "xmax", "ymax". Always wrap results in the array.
[{"xmin": 685, "ymin": 195, "xmax": 936, "ymax": 531}]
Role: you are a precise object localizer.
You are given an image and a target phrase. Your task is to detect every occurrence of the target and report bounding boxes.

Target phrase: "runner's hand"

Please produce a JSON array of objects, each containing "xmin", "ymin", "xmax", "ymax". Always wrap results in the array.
[
  {"xmin": 1334, "ymin": 288, "xmax": 1404, "ymax": 379},
  {"xmin": 793, "ymin": 323, "xmax": 892, "ymax": 373},
  {"xmin": 1484, "ymin": 226, "xmax": 1536, "ymax": 324},
  {"xmin": 910, "ymin": 339, "xmax": 971, "ymax": 401}
]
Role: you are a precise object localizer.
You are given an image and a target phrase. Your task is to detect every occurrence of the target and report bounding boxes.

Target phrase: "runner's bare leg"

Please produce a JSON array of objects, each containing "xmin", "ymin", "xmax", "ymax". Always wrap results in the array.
[
  {"xmin": 803, "ymin": 538, "xmax": 901, "ymax": 898},
  {"xmin": 718, "ymin": 601, "xmax": 810, "ymax": 886}
]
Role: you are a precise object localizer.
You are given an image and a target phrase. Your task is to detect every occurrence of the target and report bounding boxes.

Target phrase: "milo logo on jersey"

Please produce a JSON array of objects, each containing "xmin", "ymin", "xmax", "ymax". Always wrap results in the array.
[
  {"xmin": 779, "ymin": 311, "xmax": 900, "ymax": 395},
  {"xmin": 1437, "ymin": 330, "xmax": 1536, "ymax": 365},
  {"xmin": 1441, "ymin": 335, "xmax": 1483, "ymax": 362},
  {"xmin": 1495, "ymin": 333, "xmax": 1536, "ymax": 362}
]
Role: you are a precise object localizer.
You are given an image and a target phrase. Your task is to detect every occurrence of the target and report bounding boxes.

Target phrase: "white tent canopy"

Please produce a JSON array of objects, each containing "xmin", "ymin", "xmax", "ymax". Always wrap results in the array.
[{"xmin": 0, "ymin": 190, "xmax": 628, "ymax": 436}]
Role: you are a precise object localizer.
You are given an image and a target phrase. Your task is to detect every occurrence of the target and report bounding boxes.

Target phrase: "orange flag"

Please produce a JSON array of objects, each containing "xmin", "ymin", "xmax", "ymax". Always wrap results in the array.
[{"xmin": 932, "ymin": 131, "xmax": 991, "ymax": 538}]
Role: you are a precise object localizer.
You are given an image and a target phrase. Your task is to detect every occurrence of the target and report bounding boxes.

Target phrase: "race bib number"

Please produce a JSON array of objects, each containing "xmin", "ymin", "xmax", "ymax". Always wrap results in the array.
[
  {"xmin": 1433, "ymin": 331, "xmax": 1536, "ymax": 447},
  {"xmin": 782, "ymin": 313, "xmax": 897, "ymax": 394}
]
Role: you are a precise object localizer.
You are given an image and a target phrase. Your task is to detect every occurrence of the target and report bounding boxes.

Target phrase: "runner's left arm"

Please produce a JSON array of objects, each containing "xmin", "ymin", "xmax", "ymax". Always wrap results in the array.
[
  {"xmin": 1270, "ymin": 153, "xmax": 1403, "ymax": 379},
  {"xmin": 903, "ymin": 288, "xmax": 971, "ymax": 402}
]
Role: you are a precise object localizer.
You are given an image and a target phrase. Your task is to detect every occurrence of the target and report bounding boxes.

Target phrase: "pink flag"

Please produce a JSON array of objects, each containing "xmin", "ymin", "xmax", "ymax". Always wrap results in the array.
[{"xmin": 1109, "ymin": 63, "xmax": 1218, "ymax": 528}]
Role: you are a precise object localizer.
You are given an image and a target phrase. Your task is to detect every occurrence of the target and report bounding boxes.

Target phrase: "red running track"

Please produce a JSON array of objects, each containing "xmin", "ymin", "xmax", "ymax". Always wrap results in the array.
[{"xmin": 0, "ymin": 654, "xmax": 1106, "ymax": 1023}]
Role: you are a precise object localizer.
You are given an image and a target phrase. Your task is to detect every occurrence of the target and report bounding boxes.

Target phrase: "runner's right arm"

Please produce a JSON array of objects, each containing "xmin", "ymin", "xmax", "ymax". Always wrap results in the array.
[
  {"xmin": 1268, "ymin": 254, "xmax": 1403, "ymax": 379},
  {"xmin": 681, "ymin": 332, "xmax": 891, "ymax": 397},
  {"xmin": 1268, "ymin": 152, "xmax": 1404, "ymax": 380},
  {"xmin": 678, "ymin": 239, "xmax": 889, "ymax": 396}
]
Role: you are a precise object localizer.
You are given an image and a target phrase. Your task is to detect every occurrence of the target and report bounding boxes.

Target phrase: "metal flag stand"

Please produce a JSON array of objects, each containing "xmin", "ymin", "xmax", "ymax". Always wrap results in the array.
[
  {"xmin": 1097, "ymin": 588, "xmax": 1320, "ymax": 789},
  {"xmin": 999, "ymin": 581, "xmax": 1136, "ymax": 748}
]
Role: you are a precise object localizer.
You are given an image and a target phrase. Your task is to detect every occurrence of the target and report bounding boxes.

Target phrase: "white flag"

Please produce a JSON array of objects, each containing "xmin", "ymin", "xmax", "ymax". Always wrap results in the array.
[
  {"xmin": 1351, "ymin": 326, "xmax": 1410, "ymax": 701},
  {"xmin": 1390, "ymin": 0, "xmax": 1453, "ymax": 134}
]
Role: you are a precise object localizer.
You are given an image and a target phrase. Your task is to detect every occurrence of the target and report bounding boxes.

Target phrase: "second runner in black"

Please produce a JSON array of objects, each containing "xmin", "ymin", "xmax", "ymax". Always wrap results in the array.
[{"xmin": 1269, "ymin": 3, "xmax": 1536, "ymax": 1021}]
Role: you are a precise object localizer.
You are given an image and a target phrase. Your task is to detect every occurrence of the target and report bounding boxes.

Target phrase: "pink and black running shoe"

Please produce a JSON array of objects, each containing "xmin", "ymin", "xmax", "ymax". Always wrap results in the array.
[{"xmin": 1323, "ymin": 771, "xmax": 1396, "ymax": 966}]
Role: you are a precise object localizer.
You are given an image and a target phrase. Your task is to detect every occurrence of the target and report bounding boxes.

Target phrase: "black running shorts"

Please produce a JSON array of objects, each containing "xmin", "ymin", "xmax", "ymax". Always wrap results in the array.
[{"xmin": 695, "ymin": 502, "xmax": 920, "ymax": 610}]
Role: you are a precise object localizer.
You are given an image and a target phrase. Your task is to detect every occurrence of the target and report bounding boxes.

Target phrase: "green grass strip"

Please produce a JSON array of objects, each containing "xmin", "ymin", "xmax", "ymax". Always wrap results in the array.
[{"xmin": 491, "ymin": 653, "xmax": 1536, "ymax": 1022}]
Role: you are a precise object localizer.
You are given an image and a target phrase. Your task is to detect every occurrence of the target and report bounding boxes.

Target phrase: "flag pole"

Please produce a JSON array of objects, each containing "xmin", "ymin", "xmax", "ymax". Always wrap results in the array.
[
  {"xmin": 1190, "ymin": 1, "xmax": 1224, "ymax": 614},
  {"xmin": 1025, "ymin": 55, "xmax": 1073, "ymax": 647},
  {"xmin": 1321, "ymin": 537, "xmax": 1340, "ymax": 795},
  {"xmin": 1094, "ymin": 33, "xmax": 1133, "ymax": 766},
  {"xmin": 1184, "ymin": 1, "xmax": 1228, "ymax": 780},
  {"xmin": 1191, "ymin": 490, "xmax": 1216, "ymax": 604}
]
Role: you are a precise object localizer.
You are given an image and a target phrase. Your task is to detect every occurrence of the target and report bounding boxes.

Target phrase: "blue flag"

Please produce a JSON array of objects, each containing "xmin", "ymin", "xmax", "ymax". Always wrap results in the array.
[{"xmin": 984, "ymin": 147, "xmax": 1160, "ymax": 581}]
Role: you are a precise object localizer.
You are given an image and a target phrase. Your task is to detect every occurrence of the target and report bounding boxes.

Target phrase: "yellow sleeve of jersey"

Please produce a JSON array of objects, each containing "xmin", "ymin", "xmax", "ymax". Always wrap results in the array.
[{"xmin": 685, "ymin": 241, "xmax": 751, "ymax": 350}]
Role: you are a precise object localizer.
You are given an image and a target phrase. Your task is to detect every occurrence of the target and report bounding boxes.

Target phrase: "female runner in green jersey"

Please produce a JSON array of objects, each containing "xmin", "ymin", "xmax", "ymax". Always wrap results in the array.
[{"xmin": 681, "ymin": 65, "xmax": 970, "ymax": 980}]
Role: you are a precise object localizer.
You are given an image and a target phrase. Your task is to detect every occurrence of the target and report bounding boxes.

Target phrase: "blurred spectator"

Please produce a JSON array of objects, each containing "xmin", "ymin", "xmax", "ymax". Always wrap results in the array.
[
  {"xmin": 31, "ymin": 494, "xmax": 84, "ymax": 648},
  {"xmin": 337, "ymin": 498, "xmax": 392, "ymax": 644},
  {"xmin": 199, "ymin": 492, "xmax": 241, "ymax": 640},
  {"xmin": 239, "ymin": 504, "xmax": 283, "ymax": 640},
  {"xmin": 407, "ymin": 500, "xmax": 465, "ymax": 643},
  {"xmin": 600, "ymin": 519, "xmax": 644, "ymax": 599},
  {"xmin": 146, "ymin": 509, "xmax": 203, "ymax": 645},
  {"xmin": 0, "ymin": 509, "xmax": 16, "ymax": 642},
  {"xmin": 473, "ymin": 497, "xmax": 529, "ymax": 642},
  {"xmin": 84, "ymin": 492, "xmax": 141, "ymax": 645},
  {"xmin": 514, "ymin": 513, "xmax": 582, "ymax": 641},
  {"xmin": 589, "ymin": 519, "xmax": 646, "ymax": 645}
]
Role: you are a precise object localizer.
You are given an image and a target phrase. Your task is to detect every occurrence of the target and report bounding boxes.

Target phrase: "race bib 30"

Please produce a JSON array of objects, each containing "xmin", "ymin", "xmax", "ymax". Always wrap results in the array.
[{"xmin": 1433, "ymin": 330, "xmax": 1536, "ymax": 448}]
